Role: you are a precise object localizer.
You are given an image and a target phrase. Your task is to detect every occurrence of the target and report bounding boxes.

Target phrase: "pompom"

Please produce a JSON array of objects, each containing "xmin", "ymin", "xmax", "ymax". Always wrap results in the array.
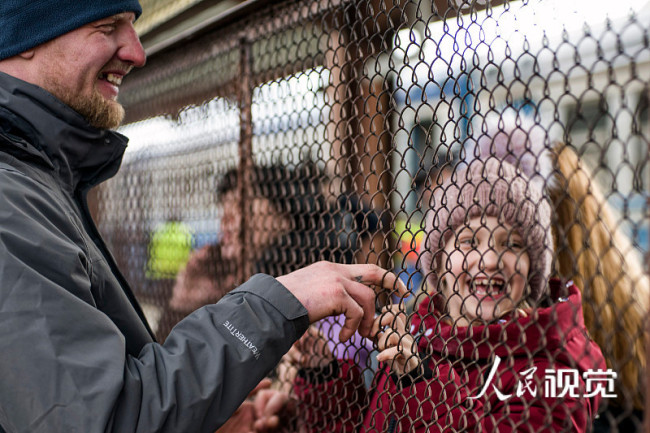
[{"xmin": 465, "ymin": 109, "xmax": 556, "ymax": 190}]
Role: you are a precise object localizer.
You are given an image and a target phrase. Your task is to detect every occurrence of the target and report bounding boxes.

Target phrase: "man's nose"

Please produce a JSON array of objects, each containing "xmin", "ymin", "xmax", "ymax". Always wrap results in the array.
[{"xmin": 118, "ymin": 23, "xmax": 146, "ymax": 68}]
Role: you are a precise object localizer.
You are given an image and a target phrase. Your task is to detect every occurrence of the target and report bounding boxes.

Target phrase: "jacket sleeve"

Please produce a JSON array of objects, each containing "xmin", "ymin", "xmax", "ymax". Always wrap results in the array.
[
  {"xmin": 0, "ymin": 168, "xmax": 309, "ymax": 433},
  {"xmin": 293, "ymin": 360, "xmax": 367, "ymax": 433}
]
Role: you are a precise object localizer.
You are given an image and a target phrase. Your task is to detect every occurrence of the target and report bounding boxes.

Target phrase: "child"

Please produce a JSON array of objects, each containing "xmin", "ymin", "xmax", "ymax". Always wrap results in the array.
[{"xmin": 293, "ymin": 158, "xmax": 606, "ymax": 432}]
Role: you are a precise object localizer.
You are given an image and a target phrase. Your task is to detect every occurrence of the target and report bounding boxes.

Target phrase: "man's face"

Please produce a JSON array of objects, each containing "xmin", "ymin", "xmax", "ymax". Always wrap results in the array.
[{"xmin": 31, "ymin": 12, "xmax": 145, "ymax": 129}]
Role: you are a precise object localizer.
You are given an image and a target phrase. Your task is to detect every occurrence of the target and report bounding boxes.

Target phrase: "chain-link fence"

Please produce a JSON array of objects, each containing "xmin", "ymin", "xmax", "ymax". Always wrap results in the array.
[{"xmin": 96, "ymin": 0, "xmax": 649, "ymax": 430}]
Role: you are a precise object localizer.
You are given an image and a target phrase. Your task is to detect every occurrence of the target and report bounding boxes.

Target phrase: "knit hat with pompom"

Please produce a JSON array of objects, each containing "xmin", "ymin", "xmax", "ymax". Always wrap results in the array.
[
  {"xmin": 419, "ymin": 158, "xmax": 553, "ymax": 302},
  {"xmin": 466, "ymin": 110, "xmax": 556, "ymax": 190}
]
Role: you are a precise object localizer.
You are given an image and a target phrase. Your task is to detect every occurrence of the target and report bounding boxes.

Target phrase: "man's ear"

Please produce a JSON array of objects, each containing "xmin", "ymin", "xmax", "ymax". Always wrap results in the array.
[{"xmin": 18, "ymin": 50, "xmax": 35, "ymax": 60}]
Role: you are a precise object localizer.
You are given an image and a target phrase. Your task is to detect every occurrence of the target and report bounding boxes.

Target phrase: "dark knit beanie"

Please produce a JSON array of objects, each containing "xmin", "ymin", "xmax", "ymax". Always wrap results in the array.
[
  {"xmin": 0, "ymin": 1, "xmax": 143, "ymax": 60},
  {"xmin": 419, "ymin": 158, "xmax": 553, "ymax": 302}
]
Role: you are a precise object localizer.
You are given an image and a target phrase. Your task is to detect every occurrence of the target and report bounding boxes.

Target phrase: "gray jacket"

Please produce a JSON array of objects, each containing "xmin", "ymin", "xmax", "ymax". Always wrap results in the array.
[{"xmin": 0, "ymin": 72, "xmax": 309, "ymax": 432}]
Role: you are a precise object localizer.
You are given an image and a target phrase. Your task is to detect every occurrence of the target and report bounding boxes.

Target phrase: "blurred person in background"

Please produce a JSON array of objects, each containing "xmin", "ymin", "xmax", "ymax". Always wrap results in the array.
[
  {"xmin": 160, "ymin": 163, "xmax": 385, "ymax": 340},
  {"xmin": 158, "ymin": 164, "xmax": 317, "ymax": 340}
]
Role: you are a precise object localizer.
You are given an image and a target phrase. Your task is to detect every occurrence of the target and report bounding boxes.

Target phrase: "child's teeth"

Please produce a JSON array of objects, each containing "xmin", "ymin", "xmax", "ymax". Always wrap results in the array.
[{"xmin": 473, "ymin": 280, "xmax": 504, "ymax": 296}]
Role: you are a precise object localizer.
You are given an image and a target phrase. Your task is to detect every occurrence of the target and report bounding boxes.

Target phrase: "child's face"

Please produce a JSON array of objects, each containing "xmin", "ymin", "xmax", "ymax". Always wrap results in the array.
[{"xmin": 439, "ymin": 216, "xmax": 530, "ymax": 325}]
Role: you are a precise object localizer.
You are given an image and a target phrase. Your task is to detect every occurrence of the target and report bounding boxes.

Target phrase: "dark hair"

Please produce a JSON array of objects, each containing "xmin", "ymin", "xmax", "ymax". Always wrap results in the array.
[
  {"xmin": 217, "ymin": 164, "xmax": 322, "ymax": 217},
  {"xmin": 216, "ymin": 163, "xmax": 385, "ymax": 274}
]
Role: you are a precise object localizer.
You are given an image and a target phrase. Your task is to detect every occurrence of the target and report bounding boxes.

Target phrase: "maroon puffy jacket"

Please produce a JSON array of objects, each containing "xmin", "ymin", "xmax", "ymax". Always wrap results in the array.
[{"xmin": 295, "ymin": 280, "xmax": 607, "ymax": 432}]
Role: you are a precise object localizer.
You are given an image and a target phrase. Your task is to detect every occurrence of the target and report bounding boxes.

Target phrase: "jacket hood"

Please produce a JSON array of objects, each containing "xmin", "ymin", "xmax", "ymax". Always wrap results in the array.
[
  {"xmin": 0, "ymin": 72, "xmax": 128, "ymax": 191},
  {"xmin": 413, "ymin": 279, "xmax": 598, "ymax": 371}
]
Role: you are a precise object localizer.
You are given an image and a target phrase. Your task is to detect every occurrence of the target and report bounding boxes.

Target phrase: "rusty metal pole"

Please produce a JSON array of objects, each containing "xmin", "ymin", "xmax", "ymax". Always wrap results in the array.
[{"xmin": 237, "ymin": 37, "xmax": 254, "ymax": 284}]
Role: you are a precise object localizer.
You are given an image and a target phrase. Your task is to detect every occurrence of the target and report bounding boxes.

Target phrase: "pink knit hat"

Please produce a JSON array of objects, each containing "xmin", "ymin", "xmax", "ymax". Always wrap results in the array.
[
  {"xmin": 419, "ymin": 158, "xmax": 553, "ymax": 301},
  {"xmin": 468, "ymin": 110, "xmax": 556, "ymax": 190}
]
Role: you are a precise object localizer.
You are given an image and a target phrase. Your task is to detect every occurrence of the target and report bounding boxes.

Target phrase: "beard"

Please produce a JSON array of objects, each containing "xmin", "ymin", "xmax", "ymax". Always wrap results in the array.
[
  {"xmin": 54, "ymin": 85, "xmax": 125, "ymax": 130},
  {"xmin": 71, "ymin": 90, "xmax": 125, "ymax": 130},
  {"xmin": 42, "ymin": 71, "xmax": 125, "ymax": 130}
]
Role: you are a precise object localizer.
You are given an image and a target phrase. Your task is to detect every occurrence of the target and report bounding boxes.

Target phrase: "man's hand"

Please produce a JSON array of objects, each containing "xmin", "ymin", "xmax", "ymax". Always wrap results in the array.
[{"xmin": 276, "ymin": 262, "xmax": 407, "ymax": 342}]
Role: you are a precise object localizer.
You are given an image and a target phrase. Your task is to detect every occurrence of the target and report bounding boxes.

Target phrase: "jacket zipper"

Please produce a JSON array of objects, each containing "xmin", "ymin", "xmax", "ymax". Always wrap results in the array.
[{"xmin": 76, "ymin": 185, "xmax": 157, "ymax": 341}]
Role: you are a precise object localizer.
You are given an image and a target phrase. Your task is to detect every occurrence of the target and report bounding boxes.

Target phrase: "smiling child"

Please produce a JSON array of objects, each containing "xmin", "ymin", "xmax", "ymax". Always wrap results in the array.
[{"xmin": 294, "ymin": 158, "xmax": 607, "ymax": 433}]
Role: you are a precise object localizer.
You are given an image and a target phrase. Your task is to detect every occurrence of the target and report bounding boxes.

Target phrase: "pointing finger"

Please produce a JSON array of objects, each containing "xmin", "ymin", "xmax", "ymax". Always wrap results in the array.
[{"xmin": 346, "ymin": 264, "xmax": 409, "ymax": 298}]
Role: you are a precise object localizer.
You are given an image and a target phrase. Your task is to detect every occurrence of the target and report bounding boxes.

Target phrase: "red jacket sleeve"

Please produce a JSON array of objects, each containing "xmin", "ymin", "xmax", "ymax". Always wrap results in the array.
[{"xmin": 294, "ymin": 360, "xmax": 367, "ymax": 433}]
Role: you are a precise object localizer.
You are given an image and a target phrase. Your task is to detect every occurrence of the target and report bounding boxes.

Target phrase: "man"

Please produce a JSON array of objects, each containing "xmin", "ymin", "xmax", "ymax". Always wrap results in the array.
[{"xmin": 0, "ymin": 1, "xmax": 405, "ymax": 431}]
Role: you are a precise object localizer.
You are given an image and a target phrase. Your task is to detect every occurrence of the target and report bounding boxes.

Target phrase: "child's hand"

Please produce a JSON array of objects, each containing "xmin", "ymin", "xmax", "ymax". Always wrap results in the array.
[
  {"xmin": 515, "ymin": 307, "xmax": 529, "ymax": 318},
  {"xmin": 372, "ymin": 305, "xmax": 421, "ymax": 375},
  {"xmin": 251, "ymin": 386, "xmax": 295, "ymax": 433}
]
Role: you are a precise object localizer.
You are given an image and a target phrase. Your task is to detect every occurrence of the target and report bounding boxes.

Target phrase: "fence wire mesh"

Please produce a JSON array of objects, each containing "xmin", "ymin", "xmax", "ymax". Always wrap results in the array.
[{"xmin": 96, "ymin": 0, "xmax": 649, "ymax": 431}]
